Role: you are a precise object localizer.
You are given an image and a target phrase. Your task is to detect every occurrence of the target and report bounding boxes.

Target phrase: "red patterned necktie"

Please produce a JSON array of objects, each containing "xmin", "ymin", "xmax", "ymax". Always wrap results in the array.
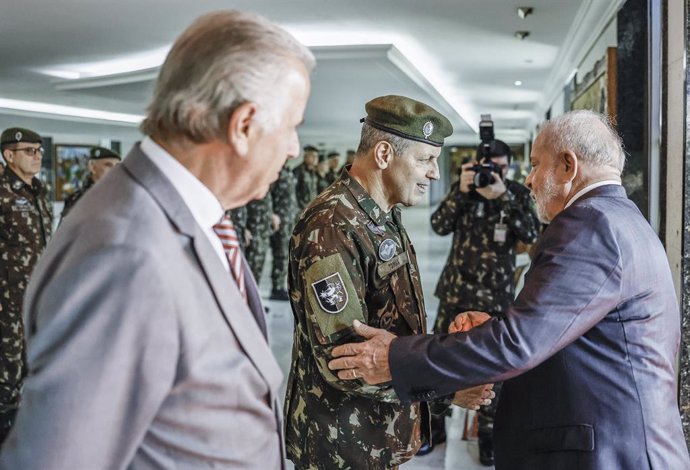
[{"xmin": 213, "ymin": 216, "xmax": 246, "ymax": 301}]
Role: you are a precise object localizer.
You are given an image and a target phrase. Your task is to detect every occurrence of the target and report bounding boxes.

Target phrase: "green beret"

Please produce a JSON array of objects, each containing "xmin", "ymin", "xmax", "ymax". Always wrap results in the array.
[
  {"xmin": 1, "ymin": 127, "xmax": 42, "ymax": 147},
  {"xmin": 360, "ymin": 95, "xmax": 453, "ymax": 147},
  {"xmin": 89, "ymin": 146, "xmax": 121, "ymax": 160},
  {"xmin": 327, "ymin": 151, "xmax": 340, "ymax": 159}
]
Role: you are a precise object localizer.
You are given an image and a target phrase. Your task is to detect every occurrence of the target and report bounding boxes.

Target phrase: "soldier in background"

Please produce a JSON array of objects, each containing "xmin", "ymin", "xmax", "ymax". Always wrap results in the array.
[
  {"xmin": 315, "ymin": 153, "xmax": 331, "ymax": 194},
  {"xmin": 325, "ymin": 151, "xmax": 340, "ymax": 183},
  {"xmin": 428, "ymin": 139, "xmax": 539, "ymax": 464},
  {"xmin": 343, "ymin": 149, "xmax": 356, "ymax": 168},
  {"xmin": 268, "ymin": 163, "xmax": 297, "ymax": 301},
  {"xmin": 245, "ymin": 192, "xmax": 274, "ymax": 284},
  {"xmin": 293, "ymin": 145, "xmax": 319, "ymax": 212},
  {"xmin": 285, "ymin": 95, "xmax": 492, "ymax": 469},
  {"xmin": 0, "ymin": 127, "xmax": 52, "ymax": 443},
  {"xmin": 61, "ymin": 146, "xmax": 121, "ymax": 219}
]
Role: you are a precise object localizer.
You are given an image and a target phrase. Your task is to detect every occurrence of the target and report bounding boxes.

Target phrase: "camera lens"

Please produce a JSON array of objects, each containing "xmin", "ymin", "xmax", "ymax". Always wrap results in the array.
[{"xmin": 473, "ymin": 168, "xmax": 495, "ymax": 188}]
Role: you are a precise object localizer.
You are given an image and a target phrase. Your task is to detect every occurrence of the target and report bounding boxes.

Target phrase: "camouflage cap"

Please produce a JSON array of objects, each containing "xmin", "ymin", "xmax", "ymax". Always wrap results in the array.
[
  {"xmin": 1, "ymin": 127, "xmax": 42, "ymax": 147},
  {"xmin": 89, "ymin": 146, "xmax": 121, "ymax": 161},
  {"xmin": 360, "ymin": 95, "xmax": 453, "ymax": 147}
]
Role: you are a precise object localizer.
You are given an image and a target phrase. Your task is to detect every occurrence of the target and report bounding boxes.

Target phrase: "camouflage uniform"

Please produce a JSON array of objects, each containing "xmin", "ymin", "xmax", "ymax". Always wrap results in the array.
[
  {"xmin": 61, "ymin": 175, "xmax": 94, "ymax": 219},
  {"xmin": 316, "ymin": 173, "xmax": 330, "ymax": 194},
  {"xmin": 227, "ymin": 206, "xmax": 248, "ymax": 250},
  {"xmin": 269, "ymin": 165, "xmax": 297, "ymax": 292},
  {"xmin": 0, "ymin": 166, "xmax": 52, "ymax": 437},
  {"xmin": 430, "ymin": 179, "xmax": 539, "ymax": 442},
  {"xmin": 245, "ymin": 192, "xmax": 274, "ymax": 283},
  {"xmin": 293, "ymin": 162, "xmax": 318, "ymax": 213},
  {"xmin": 285, "ymin": 169, "xmax": 429, "ymax": 470}
]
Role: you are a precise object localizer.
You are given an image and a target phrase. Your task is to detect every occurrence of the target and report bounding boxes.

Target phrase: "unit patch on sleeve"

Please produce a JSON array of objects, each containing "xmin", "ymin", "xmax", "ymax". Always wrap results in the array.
[{"xmin": 312, "ymin": 272, "xmax": 348, "ymax": 314}]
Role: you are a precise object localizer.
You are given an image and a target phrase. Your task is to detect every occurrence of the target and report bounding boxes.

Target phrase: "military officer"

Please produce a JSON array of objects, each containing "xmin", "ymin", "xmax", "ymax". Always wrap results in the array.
[
  {"xmin": 315, "ymin": 153, "xmax": 331, "ymax": 193},
  {"xmin": 428, "ymin": 139, "xmax": 540, "ymax": 463},
  {"xmin": 61, "ymin": 146, "xmax": 121, "ymax": 219},
  {"xmin": 269, "ymin": 163, "xmax": 297, "ymax": 300},
  {"xmin": 0, "ymin": 127, "xmax": 52, "ymax": 443},
  {"xmin": 245, "ymin": 191, "xmax": 274, "ymax": 284},
  {"xmin": 293, "ymin": 144, "xmax": 319, "ymax": 212},
  {"xmin": 285, "ymin": 95, "xmax": 492, "ymax": 470},
  {"xmin": 325, "ymin": 151, "xmax": 340, "ymax": 184}
]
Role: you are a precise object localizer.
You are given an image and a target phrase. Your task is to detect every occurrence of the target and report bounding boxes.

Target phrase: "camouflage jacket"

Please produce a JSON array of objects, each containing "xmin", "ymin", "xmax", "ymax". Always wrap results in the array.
[
  {"xmin": 317, "ymin": 173, "xmax": 331, "ymax": 194},
  {"xmin": 431, "ymin": 179, "xmax": 539, "ymax": 314},
  {"xmin": 61, "ymin": 175, "xmax": 94, "ymax": 219},
  {"xmin": 270, "ymin": 165, "xmax": 298, "ymax": 228},
  {"xmin": 293, "ymin": 163, "xmax": 318, "ymax": 212},
  {"xmin": 227, "ymin": 206, "xmax": 247, "ymax": 250},
  {"xmin": 0, "ymin": 167, "xmax": 52, "ymax": 409},
  {"xmin": 246, "ymin": 191, "xmax": 274, "ymax": 242},
  {"xmin": 285, "ymin": 169, "xmax": 428, "ymax": 469}
]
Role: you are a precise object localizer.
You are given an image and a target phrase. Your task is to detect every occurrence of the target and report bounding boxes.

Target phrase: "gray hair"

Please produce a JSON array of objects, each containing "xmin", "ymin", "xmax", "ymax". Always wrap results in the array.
[
  {"xmin": 538, "ymin": 110, "xmax": 625, "ymax": 174},
  {"xmin": 141, "ymin": 10, "xmax": 315, "ymax": 143},
  {"xmin": 356, "ymin": 123, "xmax": 412, "ymax": 156}
]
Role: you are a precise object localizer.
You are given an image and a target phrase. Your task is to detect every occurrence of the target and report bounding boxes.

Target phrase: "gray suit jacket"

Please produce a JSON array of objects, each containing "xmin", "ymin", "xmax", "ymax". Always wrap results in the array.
[
  {"xmin": 0, "ymin": 144, "xmax": 285, "ymax": 469},
  {"xmin": 390, "ymin": 185, "xmax": 690, "ymax": 469}
]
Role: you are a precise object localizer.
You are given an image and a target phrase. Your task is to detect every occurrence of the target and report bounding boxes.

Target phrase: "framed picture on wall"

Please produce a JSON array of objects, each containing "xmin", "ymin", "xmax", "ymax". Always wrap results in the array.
[
  {"xmin": 571, "ymin": 47, "xmax": 617, "ymax": 124},
  {"xmin": 54, "ymin": 144, "xmax": 94, "ymax": 201}
]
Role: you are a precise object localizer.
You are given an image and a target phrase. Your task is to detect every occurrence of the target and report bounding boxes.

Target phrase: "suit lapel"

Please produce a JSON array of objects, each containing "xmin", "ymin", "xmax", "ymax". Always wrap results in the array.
[{"xmin": 122, "ymin": 144, "xmax": 282, "ymax": 394}]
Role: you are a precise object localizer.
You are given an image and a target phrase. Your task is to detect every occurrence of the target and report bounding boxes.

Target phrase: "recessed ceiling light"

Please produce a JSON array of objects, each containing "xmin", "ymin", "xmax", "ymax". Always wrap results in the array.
[
  {"xmin": 514, "ymin": 80, "xmax": 523, "ymax": 86},
  {"xmin": 0, "ymin": 98, "xmax": 144, "ymax": 124},
  {"xmin": 517, "ymin": 7, "xmax": 534, "ymax": 19}
]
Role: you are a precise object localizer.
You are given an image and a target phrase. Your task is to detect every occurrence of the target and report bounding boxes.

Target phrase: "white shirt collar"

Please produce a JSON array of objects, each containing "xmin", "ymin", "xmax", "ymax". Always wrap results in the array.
[
  {"xmin": 564, "ymin": 180, "xmax": 621, "ymax": 209},
  {"xmin": 140, "ymin": 136, "xmax": 224, "ymax": 229}
]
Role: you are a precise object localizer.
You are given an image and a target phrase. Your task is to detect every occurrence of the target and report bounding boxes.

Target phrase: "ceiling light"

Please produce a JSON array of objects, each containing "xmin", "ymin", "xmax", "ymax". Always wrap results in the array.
[
  {"xmin": 517, "ymin": 7, "xmax": 534, "ymax": 19},
  {"xmin": 514, "ymin": 80, "xmax": 523, "ymax": 86},
  {"xmin": 0, "ymin": 98, "xmax": 144, "ymax": 124},
  {"xmin": 515, "ymin": 31, "xmax": 530, "ymax": 40}
]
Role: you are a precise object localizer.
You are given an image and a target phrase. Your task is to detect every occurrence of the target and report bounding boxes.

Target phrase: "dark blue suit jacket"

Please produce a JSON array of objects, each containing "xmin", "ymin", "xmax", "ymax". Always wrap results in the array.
[{"xmin": 390, "ymin": 185, "xmax": 690, "ymax": 469}]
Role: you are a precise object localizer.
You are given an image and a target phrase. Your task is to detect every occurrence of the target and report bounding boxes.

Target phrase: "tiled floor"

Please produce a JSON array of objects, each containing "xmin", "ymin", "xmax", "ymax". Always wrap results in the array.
[{"xmin": 262, "ymin": 203, "xmax": 492, "ymax": 469}]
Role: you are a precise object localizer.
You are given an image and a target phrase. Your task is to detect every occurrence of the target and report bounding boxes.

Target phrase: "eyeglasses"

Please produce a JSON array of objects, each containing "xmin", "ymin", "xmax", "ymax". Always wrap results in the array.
[{"xmin": 12, "ymin": 147, "xmax": 44, "ymax": 157}]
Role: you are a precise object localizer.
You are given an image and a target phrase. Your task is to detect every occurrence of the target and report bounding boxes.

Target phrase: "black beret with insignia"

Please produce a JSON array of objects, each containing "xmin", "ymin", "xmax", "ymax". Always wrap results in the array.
[
  {"xmin": 303, "ymin": 145, "xmax": 319, "ymax": 153},
  {"xmin": 89, "ymin": 146, "xmax": 121, "ymax": 161},
  {"xmin": 1, "ymin": 127, "xmax": 42, "ymax": 148},
  {"xmin": 360, "ymin": 95, "xmax": 453, "ymax": 147}
]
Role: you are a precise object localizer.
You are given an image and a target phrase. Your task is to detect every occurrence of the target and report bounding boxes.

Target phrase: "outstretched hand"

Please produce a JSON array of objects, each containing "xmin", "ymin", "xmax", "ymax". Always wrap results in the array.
[
  {"xmin": 448, "ymin": 311, "xmax": 492, "ymax": 334},
  {"xmin": 452, "ymin": 383, "xmax": 495, "ymax": 410},
  {"xmin": 328, "ymin": 320, "xmax": 396, "ymax": 385}
]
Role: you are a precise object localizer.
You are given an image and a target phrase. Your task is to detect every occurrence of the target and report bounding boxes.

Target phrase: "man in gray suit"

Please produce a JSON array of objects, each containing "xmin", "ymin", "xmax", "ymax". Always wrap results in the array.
[
  {"xmin": 328, "ymin": 110, "xmax": 690, "ymax": 469},
  {"xmin": 0, "ymin": 10, "xmax": 314, "ymax": 469}
]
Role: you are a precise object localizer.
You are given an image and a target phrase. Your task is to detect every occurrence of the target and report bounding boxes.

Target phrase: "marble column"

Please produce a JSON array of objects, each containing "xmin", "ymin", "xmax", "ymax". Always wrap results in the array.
[
  {"xmin": 678, "ymin": 0, "xmax": 690, "ymax": 448},
  {"xmin": 617, "ymin": 0, "xmax": 649, "ymax": 218}
]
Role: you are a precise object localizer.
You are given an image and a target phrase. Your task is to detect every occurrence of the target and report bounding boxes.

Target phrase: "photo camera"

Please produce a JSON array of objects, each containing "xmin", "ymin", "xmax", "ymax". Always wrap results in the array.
[{"xmin": 468, "ymin": 114, "xmax": 504, "ymax": 189}]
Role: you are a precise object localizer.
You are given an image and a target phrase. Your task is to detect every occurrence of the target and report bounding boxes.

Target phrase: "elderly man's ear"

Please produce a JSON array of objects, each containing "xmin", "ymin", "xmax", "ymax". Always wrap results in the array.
[
  {"xmin": 558, "ymin": 150, "xmax": 578, "ymax": 183},
  {"xmin": 227, "ymin": 102, "xmax": 259, "ymax": 157}
]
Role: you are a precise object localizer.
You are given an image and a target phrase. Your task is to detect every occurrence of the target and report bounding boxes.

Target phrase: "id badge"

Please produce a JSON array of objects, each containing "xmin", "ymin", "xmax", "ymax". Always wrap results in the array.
[{"xmin": 494, "ymin": 223, "xmax": 507, "ymax": 243}]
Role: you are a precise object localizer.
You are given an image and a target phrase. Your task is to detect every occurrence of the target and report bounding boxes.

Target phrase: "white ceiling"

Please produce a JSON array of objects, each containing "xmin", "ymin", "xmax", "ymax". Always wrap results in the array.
[{"xmin": 0, "ymin": 0, "xmax": 622, "ymax": 149}]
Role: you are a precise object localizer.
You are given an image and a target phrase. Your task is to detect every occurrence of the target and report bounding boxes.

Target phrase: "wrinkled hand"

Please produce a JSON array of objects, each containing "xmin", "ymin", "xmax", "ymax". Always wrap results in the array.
[
  {"xmin": 448, "ymin": 311, "xmax": 492, "ymax": 334},
  {"xmin": 475, "ymin": 172, "xmax": 506, "ymax": 200},
  {"xmin": 328, "ymin": 320, "xmax": 396, "ymax": 384},
  {"xmin": 452, "ymin": 384, "xmax": 495, "ymax": 410}
]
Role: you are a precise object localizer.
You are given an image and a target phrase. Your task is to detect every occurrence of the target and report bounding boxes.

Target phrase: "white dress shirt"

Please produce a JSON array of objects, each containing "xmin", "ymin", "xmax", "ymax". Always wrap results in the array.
[
  {"xmin": 140, "ymin": 137, "xmax": 230, "ymax": 272},
  {"xmin": 565, "ymin": 180, "xmax": 621, "ymax": 209}
]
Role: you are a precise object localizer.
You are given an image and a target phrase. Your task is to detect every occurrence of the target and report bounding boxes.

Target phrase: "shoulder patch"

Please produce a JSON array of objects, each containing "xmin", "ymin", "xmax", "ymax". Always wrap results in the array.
[{"xmin": 312, "ymin": 272, "xmax": 348, "ymax": 313}]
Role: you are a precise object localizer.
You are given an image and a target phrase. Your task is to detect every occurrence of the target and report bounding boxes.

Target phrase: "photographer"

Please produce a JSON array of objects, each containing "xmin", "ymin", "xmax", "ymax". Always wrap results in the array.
[{"xmin": 427, "ymin": 138, "xmax": 539, "ymax": 465}]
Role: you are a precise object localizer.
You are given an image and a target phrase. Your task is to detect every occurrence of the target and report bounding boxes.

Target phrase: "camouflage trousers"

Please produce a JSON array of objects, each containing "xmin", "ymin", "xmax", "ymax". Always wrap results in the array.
[
  {"xmin": 432, "ymin": 301, "xmax": 503, "ymax": 441},
  {"xmin": 270, "ymin": 222, "xmax": 292, "ymax": 291}
]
